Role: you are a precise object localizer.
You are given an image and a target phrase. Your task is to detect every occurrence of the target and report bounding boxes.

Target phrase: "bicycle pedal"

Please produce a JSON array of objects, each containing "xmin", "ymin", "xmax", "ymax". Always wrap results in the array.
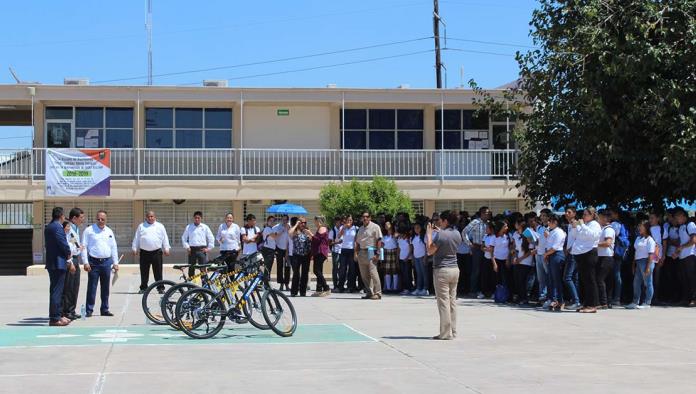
[{"xmin": 233, "ymin": 317, "xmax": 249, "ymax": 324}]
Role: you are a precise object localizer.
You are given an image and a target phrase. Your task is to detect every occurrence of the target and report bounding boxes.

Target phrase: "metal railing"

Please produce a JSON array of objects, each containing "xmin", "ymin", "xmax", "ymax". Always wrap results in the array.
[{"xmin": 0, "ymin": 148, "xmax": 518, "ymax": 180}]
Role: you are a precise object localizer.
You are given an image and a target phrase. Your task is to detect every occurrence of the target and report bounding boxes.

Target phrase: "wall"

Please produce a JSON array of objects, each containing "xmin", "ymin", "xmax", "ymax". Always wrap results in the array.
[{"xmin": 242, "ymin": 105, "xmax": 331, "ymax": 149}]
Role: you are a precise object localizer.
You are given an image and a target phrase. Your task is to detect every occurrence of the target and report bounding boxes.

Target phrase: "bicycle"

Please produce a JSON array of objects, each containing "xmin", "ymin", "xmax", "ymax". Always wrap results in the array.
[{"xmin": 175, "ymin": 252, "xmax": 297, "ymax": 339}]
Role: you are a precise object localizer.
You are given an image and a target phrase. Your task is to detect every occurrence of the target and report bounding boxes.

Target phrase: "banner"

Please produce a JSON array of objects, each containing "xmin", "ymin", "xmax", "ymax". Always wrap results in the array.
[{"xmin": 45, "ymin": 149, "xmax": 111, "ymax": 196}]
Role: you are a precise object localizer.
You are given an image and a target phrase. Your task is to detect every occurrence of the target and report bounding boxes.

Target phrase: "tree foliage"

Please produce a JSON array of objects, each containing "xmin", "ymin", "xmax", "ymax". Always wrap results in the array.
[
  {"xmin": 319, "ymin": 177, "xmax": 414, "ymax": 221},
  {"xmin": 473, "ymin": 0, "xmax": 696, "ymax": 210}
]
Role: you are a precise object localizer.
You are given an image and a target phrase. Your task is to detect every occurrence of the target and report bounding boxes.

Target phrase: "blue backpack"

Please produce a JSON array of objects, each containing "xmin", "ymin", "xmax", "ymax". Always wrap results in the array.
[
  {"xmin": 614, "ymin": 223, "xmax": 629, "ymax": 258},
  {"xmin": 494, "ymin": 285, "xmax": 509, "ymax": 304}
]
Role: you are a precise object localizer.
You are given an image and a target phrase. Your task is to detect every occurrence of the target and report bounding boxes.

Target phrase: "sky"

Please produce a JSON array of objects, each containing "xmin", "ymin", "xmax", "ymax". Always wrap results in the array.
[{"xmin": 0, "ymin": 0, "xmax": 539, "ymax": 148}]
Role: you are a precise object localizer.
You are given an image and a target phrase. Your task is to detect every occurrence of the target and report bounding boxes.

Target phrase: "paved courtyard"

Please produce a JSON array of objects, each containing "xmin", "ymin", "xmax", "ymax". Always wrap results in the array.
[{"xmin": 1, "ymin": 273, "xmax": 695, "ymax": 394}]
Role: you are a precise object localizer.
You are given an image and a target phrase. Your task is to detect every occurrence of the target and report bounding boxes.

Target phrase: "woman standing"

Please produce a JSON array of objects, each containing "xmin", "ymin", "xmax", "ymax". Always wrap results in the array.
[
  {"xmin": 411, "ymin": 222, "xmax": 429, "ymax": 296},
  {"xmin": 216, "ymin": 213, "xmax": 241, "ymax": 267},
  {"xmin": 288, "ymin": 216, "xmax": 312, "ymax": 297},
  {"xmin": 596, "ymin": 210, "xmax": 616, "ymax": 309},
  {"xmin": 626, "ymin": 221, "xmax": 658, "ymax": 309},
  {"xmin": 570, "ymin": 207, "xmax": 602, "ymax": 313},
  {"xmin": 492, "ymin": 220, "xmax": 511, "ymax": 289},
  {"xmin": 397, "ymin": 226, "xmax": 413, "ymax": 295},
  {"xmin": 648, "ymin": 212, "xmax": 664, "ymax": 304},
  {"xmin": 337, "ymin": 215, "xmax": 359, "ymax": 293},
  {"xmin": 512, "ymin": 219, "xmax": 534, "ymax": 305},
  {"xmin": 543, "ymin": 215, "xmax": 566, "ymax": 311},
  {"xmin": 381, "ymin": 222, "xmax": 399, "ymax": 293},
  {"xmin": 310, "ymin": 216, "xmax": 331, "ymax": 297}
]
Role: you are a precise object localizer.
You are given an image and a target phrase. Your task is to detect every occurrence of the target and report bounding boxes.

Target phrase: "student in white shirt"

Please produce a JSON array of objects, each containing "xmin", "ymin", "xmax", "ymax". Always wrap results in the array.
[
  {"xmin": 648, "ymin": 212, "xmax": 665, "ymax": 303},
  {"xmin": 596, "ymin": 210, "xmax": 616, "ymax": 309},
  {"xmin": 673, "ymin": 208, "xmax": 696, "ymax": 306},
  {"xmin": 82, "ymin": 210, "xmax": 119, "ymax": 317},
  {"xmin": 241, "ymin": 214, "xmax": 261, "ymax": 256},
  {"xmin": 181, "ymin": 211, "xmax": 215, "ymax": 277},
  {"xmin": 535, "ymin": 209, "xmax": 551, "ymax": 305},
  {"xmin": 328, "ymin": 216, "xmax": 343, "ymax": 292},
  {"xmin": 512, "ymin": 219, "xmax": 534, "ymax": 304},
  {"xmin": 381, "ymin": 222, "xmax": 400, "ymax": 293},
  {"xmin": 570, "ymin": 207, "xmax": 602, "ymax": 313},
  {"xmin": 216, "ymin": 213, "xmax": 241, "ymax": 267},
  {"xmin": 563, "ymin": 206, "xmax": 581, "ymax": 310},
  {"xmin": 543, "ymin": 214, "xmax": 566, "ymax": 311},
  {"xmin": 482, "ymin": 223, "xmax": 497, "ymax": 297},
  {"xmin": 397, "ymin": 228, "xmax": 413, "ymax": 295},
  {"xmin": 492, "ymin": 220, "xmax": 511, "ymax": 289},
  {"xmin": 626, "ymin": 221, "xmax": 658, "ymax": 309},
  {"xmin": 337, "ymin": 215, "xmax": 359, "ymax": 292},
  {"xmin": 132, "ymin": 211, "xmax": 171, "ymax": 293},
  {"xmin": 260, "ymin": 215, "xmax": 278, "ymax": 277},
  {"xmin": 411, "ymin": 222, "xmax": 429, "ymax": 296},
  {"xmin": 273, "ymin": 215, "xmax": 291, "ymax": 291}
]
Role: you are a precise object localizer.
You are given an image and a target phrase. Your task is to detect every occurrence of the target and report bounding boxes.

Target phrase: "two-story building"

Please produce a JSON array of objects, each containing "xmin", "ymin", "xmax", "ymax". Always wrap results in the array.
[{"xmin": 0, "ymin": 81, "xmax": 522, "ymax": 274}]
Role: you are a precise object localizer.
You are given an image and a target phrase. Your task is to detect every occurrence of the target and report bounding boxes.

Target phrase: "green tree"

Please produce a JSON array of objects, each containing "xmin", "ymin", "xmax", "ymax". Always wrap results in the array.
[
  {"xmin": 473, "ymin": 0, "xmax": 696, "ymax": 210},
  {"xmin": 319, "ymin": 176, "xmax": 414, "ymax": 221}
]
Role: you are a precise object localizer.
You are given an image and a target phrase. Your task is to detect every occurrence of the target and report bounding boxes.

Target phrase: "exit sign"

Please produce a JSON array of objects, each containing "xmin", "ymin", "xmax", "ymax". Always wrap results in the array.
[{"xmin": 277, "ymin": 109, "xmax": 290, "ymax": 116}]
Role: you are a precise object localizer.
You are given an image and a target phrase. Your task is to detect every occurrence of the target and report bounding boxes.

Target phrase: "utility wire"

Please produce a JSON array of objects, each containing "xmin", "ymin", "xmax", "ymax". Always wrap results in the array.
[
  {"xmin": 94, "ymin": 37, "xmax": 433, "ymax": 83},
  {"xmin": 447, "ymin": 37, "xmax": 538, "ymax": 49},
  {"xmin": 177, "ymin": 49, "xmax": 435, "ymax": 85},
  {"xmin": 443, "ymin": 47, "xmax": 517, "ymax": 57}
]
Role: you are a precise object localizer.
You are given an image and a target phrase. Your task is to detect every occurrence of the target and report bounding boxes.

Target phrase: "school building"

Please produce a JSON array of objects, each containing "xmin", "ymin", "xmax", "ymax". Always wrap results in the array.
[{"xmin": 0, "ymin": 81, "xmax": 522, "ymax": 274}]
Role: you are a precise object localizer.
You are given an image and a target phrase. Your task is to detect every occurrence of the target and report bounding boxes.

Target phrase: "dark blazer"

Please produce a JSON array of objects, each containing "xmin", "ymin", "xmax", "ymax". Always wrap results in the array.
[{"xmin": 44, "ymin": 220, "xmax": 71, "ymax": 271}]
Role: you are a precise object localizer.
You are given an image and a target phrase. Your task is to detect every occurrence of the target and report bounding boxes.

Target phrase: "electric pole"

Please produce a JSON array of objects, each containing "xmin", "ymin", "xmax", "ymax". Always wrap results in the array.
[
  {"xmin": 146, "ymin": 0, "xmax": 153, "ymax": 85},
  {"xmin": 433, "ymin": 0, "xmax": 442, "ymax": 89}
]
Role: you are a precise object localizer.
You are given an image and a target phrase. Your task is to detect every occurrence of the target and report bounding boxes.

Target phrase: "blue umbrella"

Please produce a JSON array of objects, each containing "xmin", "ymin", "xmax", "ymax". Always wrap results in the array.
[{"xmin": 266, "ymin": 203, "xmax": 308, "ymax": 215}]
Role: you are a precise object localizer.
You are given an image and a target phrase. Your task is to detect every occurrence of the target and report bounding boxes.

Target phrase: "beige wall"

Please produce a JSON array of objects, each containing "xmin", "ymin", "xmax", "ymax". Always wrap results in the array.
[{"xmin": 242, "ymin": 105, "xmax": 331, "ymax": 149}]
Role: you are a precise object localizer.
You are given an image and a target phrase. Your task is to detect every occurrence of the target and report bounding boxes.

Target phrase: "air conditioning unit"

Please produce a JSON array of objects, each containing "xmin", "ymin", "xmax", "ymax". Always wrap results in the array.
[
  {"xmin": 64, "ymin": 78, "xmax": 90, "ymax": 86},
  {"xmin": 326, "ymin": 84, "xmax": 337, "ymax": 88},
  {"xmin": 397, "ymin": 84, "xmax": 410, "ymax": 89},
  {"xmin": 203, "ymin": 80, "xmax": 228, "ymax": 87}
]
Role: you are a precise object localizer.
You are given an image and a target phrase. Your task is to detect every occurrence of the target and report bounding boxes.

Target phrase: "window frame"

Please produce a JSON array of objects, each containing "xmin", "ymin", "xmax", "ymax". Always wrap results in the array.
[
  {"xmin": 341, "ymin": 108, "xmax": 424, "ymax": 150},
  {"xmin": 145, "ymin": 107, "xmax": 233, "ymax": 149},
  {"xmin": 45, "ymin": 106, "xmax": 134, "ymax": 149}
]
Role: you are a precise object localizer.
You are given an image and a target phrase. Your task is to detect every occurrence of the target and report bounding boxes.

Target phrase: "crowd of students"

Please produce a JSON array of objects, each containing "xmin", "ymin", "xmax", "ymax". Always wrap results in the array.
[{"xmin": 318, "ymin": 205, "xmax": 696, "ymax": 313}]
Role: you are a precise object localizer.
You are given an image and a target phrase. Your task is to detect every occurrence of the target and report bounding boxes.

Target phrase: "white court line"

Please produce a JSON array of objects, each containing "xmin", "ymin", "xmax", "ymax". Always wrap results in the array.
[{"xmin": 341, "ymin": 323, "xmax": 379, "ymax": 342}]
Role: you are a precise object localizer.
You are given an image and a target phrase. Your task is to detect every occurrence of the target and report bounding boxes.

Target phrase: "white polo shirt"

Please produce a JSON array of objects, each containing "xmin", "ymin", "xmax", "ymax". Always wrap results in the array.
[
  {"xmin": 598, "ymin": 225, "xmax": 615, "ymax": 257},
  {"xmin": 571, "ymin": 220, "xmax": 601, "ymax": 255},
  {"xmin": 132, "ymin": 221, "xmax": 171, "ymax": 253},
  {"xmin": 81, "ymin": 224, "xmax": 119, "ymax": 264},
  {"xmin": 634, "ymin": 236, "xmax": 657, "ymax": 260},
  {"xmin": 678, "ymin": 222, "xmax": 696, "ymax": 259},
  {"xmin": 546, "ymin": 227, "xmax": 567, "ymax": 253},
  {"xmin": 492, "ymin": 234, "xmax": 510, "ymax": 260}
]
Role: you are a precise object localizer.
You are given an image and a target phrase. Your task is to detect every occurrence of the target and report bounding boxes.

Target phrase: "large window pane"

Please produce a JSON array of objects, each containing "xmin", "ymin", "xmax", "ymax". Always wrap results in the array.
[
  {"xmin": 369, "ymin": 131, "xmax": 395, "ymax": 149},
  {"xmin": 343, "ymin": 130, "xmax": 366, "ymax": 149},
  {"xmin": 204, "ymin": 109, "xmax": 232, "ymax": 129},
  {"xmin": 75, "ymin": 108, "xmax": 103, "ymax": 128},
  {"xmin": 471, "ymin": 110, "xmax": 489, "ymax": 129},
  {"xmin": 342, "ymin": 109, "xmax": 367, "ymax": 130},
  {"xmin": 146, "ymin": 129, "xmax": 173, "ymax": 148},
  {"xmin": 105, "ymin": 129, "xmax": 133, "ymax": 148},
  {"xmin": 75, "ymin": 128, "xmax": 103, "ymax": 148},
  {"xmin": 46, "ymin": 122, "xmax": 71, "ymax": 147},
  {"xmin": 397, "ymin": 110, "xmax": 423, "ymax": 130},
  {"xmin": 175, "ymin": 108, "xmax": 203, "ymax": 128},
  {"xmin": 436, "ymin": 110, "xmax": 461, "ymax": 130},
  {"xmin": 146, "ymin": 108, "xmax": 173, "ymax": 128},
  {"xmin": 397, "ymin": 131, "xmax": 423, "ymax": 149},
  {"xmin": 205, "ymin": 130, "xmax": 232, "ymax": 148},
  {"xmin": 175, "ymin": 129, "xmax": 203, "ymax": 148},
  {"xmin": 369, "ymin": 109, "xmax": 395, "ymax": 130},
  {"xmin": 45, "ymin": 107, "xmax": 73, "ymax": 120},
  {"xmin": 436, "ymin": 131, "xmax": 462, "ymax": 149},
  {"xmin": 106, "ymin": 108, "xmax": 134, "ymax": 128}
]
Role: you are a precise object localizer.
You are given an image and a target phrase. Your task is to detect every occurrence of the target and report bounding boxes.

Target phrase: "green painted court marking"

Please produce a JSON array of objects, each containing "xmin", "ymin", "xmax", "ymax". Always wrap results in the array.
[{"xmin": 0, "ymin": 324, "xmax": 374, "ymax": 348}]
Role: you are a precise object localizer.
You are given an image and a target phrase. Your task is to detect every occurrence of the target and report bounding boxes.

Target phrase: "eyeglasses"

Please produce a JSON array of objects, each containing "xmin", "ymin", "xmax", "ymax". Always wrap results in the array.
[
  {"xmin": 362, "ymin": 215, "xmax": 370, "ymax": 218},
  {"xmin": 300, "ymin": 222, "xmax": 307, "ymax": 224},
  {"xmin": 96, "ymin": 218, "xmax": 106, "ymax": 222}
]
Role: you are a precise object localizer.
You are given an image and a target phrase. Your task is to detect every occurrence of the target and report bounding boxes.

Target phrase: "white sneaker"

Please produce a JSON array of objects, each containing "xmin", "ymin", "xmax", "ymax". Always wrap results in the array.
[
  {"xmin": 476, "ymin": 292, "xmax": 485, "ymax": 299},
  {"xmin": 625, "ymin": 303, "xmax": 638, "ymax": 309},
  {"xmin": 636, "ymin": 304, "xmax": 651, "ymax": 309}
]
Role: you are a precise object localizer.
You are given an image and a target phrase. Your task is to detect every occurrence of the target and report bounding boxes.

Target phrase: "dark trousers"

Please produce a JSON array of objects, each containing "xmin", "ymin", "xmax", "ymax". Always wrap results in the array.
[
  {"xmin": 513, "ymin": 264, "xmax": 532, "ymax": 302},
  {"xmin": 338, "ymin": 248, "xmax": 359, "ymax": 291},
  {"xmin": 400, "ymin": 259, "xmax": 413, "ymax": 291},
  {"xmin": 596, "ymin": 256, "xmax": 614, "ymax": 306},
  {"xmin": 331, "ymin": 252, "xmax": 340, "ymax": 289},
  {"xmin": 275, "ymin": 248, "xmax": 290, "ymax": 285},
  {"xmin": 187, "ymin": 247, "xmax": 208, "ymax": 277},
  {"xmin": 48, "ymin": 268, "xmax": 67, "ymax": 321},
  {"xmin": 576, "ymin": 249, "xmax": 599, "ymax": 307},
  {"xmin": 457, "ymin": 253, "xmax": 472, "ymax": 295},
  {"xmin": 480, "ymin": 258, "xmax": 496, "ymax": 296},
  {"xmin": 139, "ymin": 249, "xmax": 163, "ymax": 291},
  {"xmin": 678, "ymin": 255, "xmax": 696, "ymax": 303},
  {"xmin": 261, "ymin": 247, "xmax": 276, "ymax": 279},
  {"xmin": 221, "ymin": 250, "xmax": 239, "ymax": 270},
  {"xmin": 494, "ymin": 259, "xmax": 509, "ymax": 287},
  {"xmin": 291, "ymin": 255, "xmax": 311, "ymax": 296},
  {"xmin": 313, "ymin": 254, "xmax": 329, "ymax": 292},
  {"xmin": 62, "ymin": 260, "xmax": 80, "ymax": 316},
  {"xmin": 470, "ymin": 247, "xmax": 484, "ymax": 293},
  {"xmin": 86, "ymin": 258, "xmax": 113, "ymax": 315},
  {"xmin": 660, "ymin": 257, "xmax": 680, "ymax": 303}
]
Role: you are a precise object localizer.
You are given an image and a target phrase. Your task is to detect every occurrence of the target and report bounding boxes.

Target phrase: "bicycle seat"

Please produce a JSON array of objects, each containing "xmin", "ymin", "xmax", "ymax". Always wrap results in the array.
[{"xmin": 172, "ymin": 264, "xmax": 191, "ymax": 270}]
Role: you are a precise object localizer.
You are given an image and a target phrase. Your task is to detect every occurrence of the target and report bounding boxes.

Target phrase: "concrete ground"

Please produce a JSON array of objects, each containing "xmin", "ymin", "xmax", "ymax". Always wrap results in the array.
[{"xmin": 1, "ymin": 272, "xmax": 695, "ymax": 394}]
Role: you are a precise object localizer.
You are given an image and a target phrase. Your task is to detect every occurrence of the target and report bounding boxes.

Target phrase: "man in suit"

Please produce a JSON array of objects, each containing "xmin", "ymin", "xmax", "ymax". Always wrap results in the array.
[{"xmin": 44, "ymin": 207, "xmax": 75, "ymax": 326}]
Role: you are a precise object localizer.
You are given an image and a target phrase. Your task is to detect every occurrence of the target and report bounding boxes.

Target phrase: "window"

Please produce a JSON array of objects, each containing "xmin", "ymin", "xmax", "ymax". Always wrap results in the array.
[
  {"xmin": 341, "ymin": 109, "xmax": 423, "ymax": 150},
  {"xmin": 145, "ymin": 108, "xmax": 232, "ymax": 149},
  {"xmin": 435, "ymin": 109, "xmax": 490, "ymax": 149},
  {"xmin": 45, "ymin": 107, "xmax": 134, "ymax": 148}
]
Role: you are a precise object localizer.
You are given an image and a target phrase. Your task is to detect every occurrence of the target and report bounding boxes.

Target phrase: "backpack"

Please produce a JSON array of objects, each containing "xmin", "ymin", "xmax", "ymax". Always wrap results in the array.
[
  {"xmin": 614, "ymin": 223, "xmax": 629, "ymax": 258},
  {"xmin": 494, "ymin": 284, "xmax": 509, "ymax": 304}
]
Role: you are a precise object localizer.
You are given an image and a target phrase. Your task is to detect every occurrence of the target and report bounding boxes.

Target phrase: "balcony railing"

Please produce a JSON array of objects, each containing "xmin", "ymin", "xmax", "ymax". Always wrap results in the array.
[{"xmin": 0, "ymin": 148, "xmax": 518, "ymax": 180}]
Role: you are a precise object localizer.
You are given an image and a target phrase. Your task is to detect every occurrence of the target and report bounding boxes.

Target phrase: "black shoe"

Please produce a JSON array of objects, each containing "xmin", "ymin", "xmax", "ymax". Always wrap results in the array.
[
  {"xmin": 138, "ymin": 289, "xmax": 146, "ymax": 294},
  {"xmin": 361, "ymin": 294, "xmax": 372, "ymax": 299},
  {"xmin": 86, "ymin": 313, "xmax": 93, "ymax": 318},
  {"xmin": 157, "ymin": 289, "xmax": 165, "ymax": 294},
  {"xmin": 68, "ymin": 313, "xmax": 81, "ymax": 320},
  {"xmin": 101, "ymin": 311, "xmax": 114, "ymax": 317}
]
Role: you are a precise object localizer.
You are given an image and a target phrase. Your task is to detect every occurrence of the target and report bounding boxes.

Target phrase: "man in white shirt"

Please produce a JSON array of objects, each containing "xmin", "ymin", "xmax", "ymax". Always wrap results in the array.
[
  {"xmin": 596, "ymin": 210, "xmax": 616, "ymax": 308},
  {"xmin": 329, "ymin": 216, "xmax": 343, "ymax": 292},
  {"xmin": 62, "ymin": 207, "xmax": 84, "ymax": 320},
  {"xmin": 181, "ymin": 211, "xmax": 215, "ymax": 277},
  {"xmin": 241, "ymin": 214, "xmax": 262, "ymax": 256},
  {"xmin": 673, "ymin": 208, "xmax": 696, "ymax": 306},
  {"xmin": 82, "ymin": 210, "xmax": 119, "ymax": 317},
  {"xmin": 261, "ymin": 216, "xmax": 278, "ymax": 277},
  {"xmin": 132, "ymin": 211, "xmax": 171, "ymax": 294},
  {"xmin": 273, "ymin": 215, "xmax": 291, "ymax": 291},
  {"xmin": 535, "ymin": 209, "xmax": 551, "ymax": 306}
]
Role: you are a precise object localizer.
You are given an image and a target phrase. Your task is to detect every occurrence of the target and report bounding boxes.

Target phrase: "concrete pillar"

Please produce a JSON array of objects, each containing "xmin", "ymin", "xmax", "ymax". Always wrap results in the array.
[
  {"xmin": 424, "ymin": 200, "xmax": 436, "ymax": 217},
  {"xmin": 232, "ymin": 200, "xmax": 244, "ymax": 222},
  {"xmin": 424, "ymin": 105, "xmax": 435, "ymax": 149},
  {"xmin": 31, "ymin": 200, "xmax": 44, "ymax": 265}
]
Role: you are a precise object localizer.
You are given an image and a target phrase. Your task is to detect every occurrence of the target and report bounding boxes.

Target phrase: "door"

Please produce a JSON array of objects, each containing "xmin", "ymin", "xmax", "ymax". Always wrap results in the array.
[{"xmin": 46, "ymin": 120, "xmax": 73, "ymax": 148}]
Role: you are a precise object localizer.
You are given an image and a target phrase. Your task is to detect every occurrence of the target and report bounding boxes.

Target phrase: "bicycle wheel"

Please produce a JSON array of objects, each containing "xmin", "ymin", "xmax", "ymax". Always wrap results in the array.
[
  {"xmin": 142, "ymin": 280, "xmax": 177, "ymax": 325},
  {"xmin": 261, "ymin": 289, "xmax": 297, "ymax": 337},
  {"xmin": 175, "ymin": 288, "xmax": 226, "ymax": 339},
  {"xmin": 161, "ymin": 283, "xmax": 197, "ymax": 330},
  {"xmin": 242, "ymin": 286, "xmax": 270, "ymax": 330}
]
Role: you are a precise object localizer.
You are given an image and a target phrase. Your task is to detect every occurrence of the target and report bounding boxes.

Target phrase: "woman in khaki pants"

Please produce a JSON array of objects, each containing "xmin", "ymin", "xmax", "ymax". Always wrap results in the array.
[{"xmin": 426, "ymin": 210, "xmax": 463, "ymax": 340}]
